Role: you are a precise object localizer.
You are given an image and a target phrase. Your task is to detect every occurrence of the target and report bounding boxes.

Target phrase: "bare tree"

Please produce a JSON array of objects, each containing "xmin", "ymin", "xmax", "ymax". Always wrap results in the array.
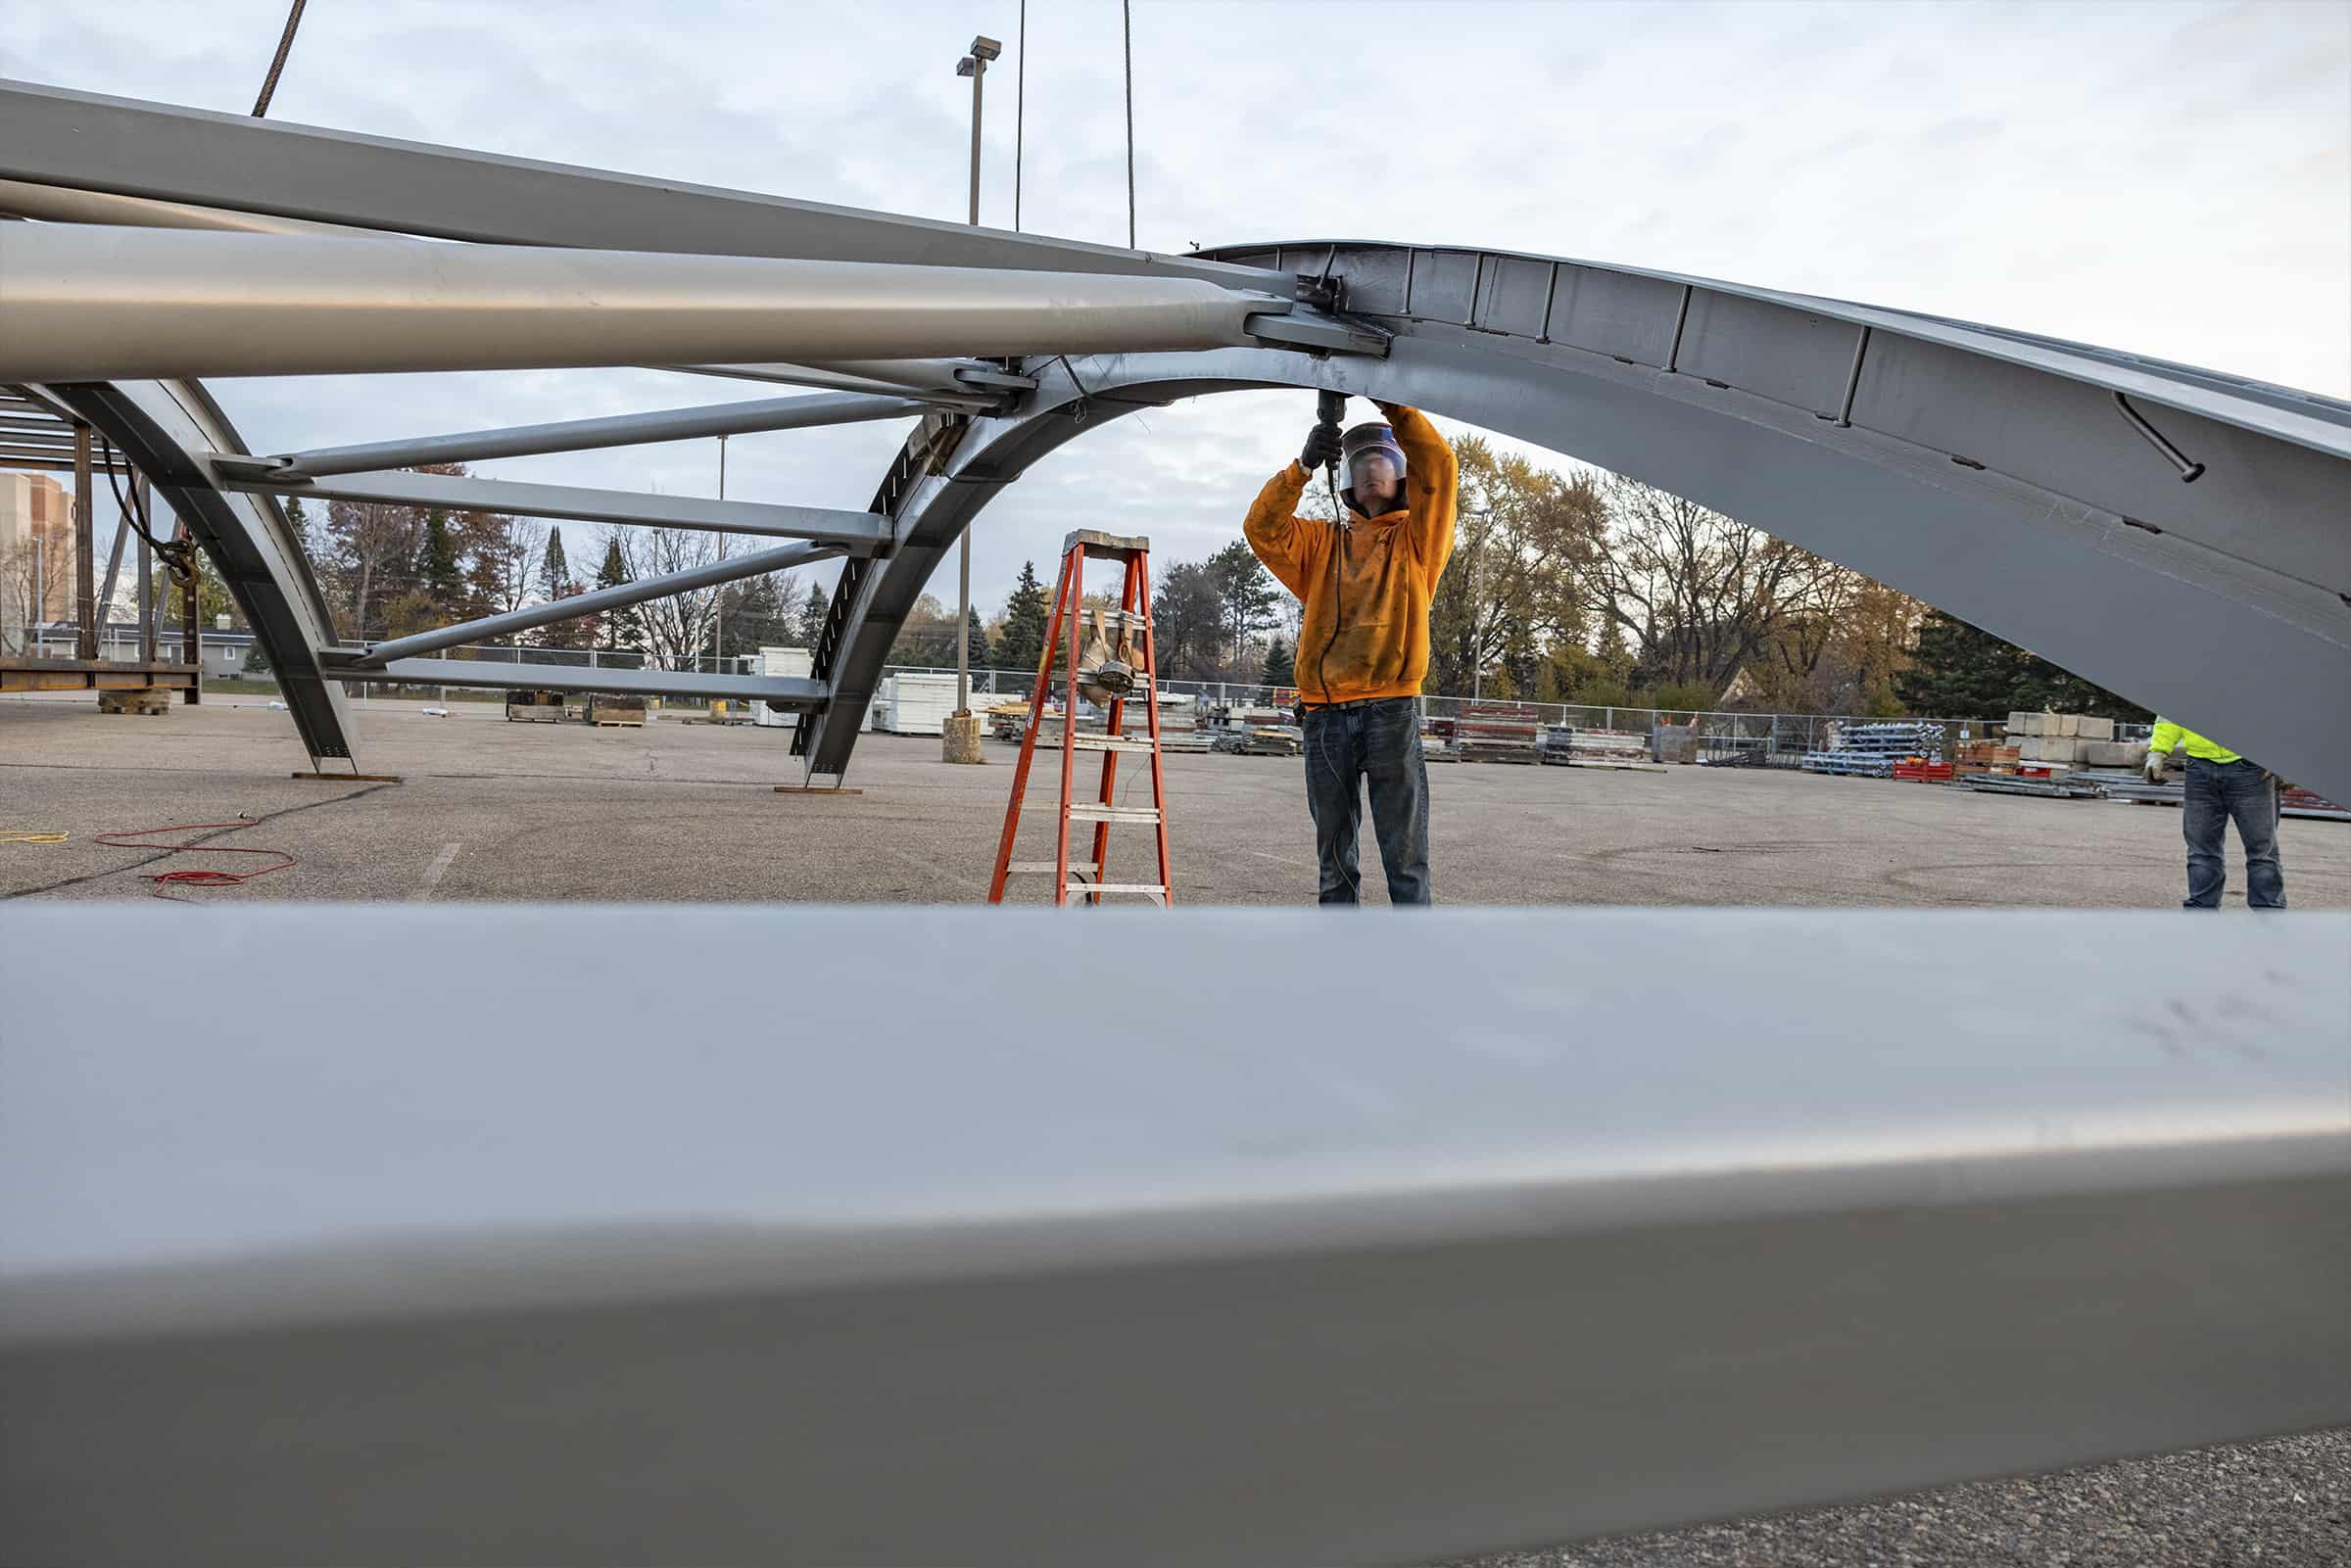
[
  {"xmin": 1580, "ymin": 474, "xmax": 1843, "ymax": 694},
  {"xmin": 458, "ymin": 511, "xmax": 546, "ymax": 623},
  {"xmin": 1427, "ymin": 437, "xmax": 1600, "ymax": 694},
  {"xmin": 611, "ymin": 525, "xmax": 721, "ymax": 670},
  {"xmin": 0, "ymin": 535, "xmax": 74, "ymax": 655}
]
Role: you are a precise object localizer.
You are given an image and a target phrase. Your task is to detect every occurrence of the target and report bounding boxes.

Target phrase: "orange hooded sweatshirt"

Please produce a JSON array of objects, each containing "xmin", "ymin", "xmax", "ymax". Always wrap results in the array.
[{"xmin": 1243, "ymin": 403, "xmax": 1458, "ymax": 707}]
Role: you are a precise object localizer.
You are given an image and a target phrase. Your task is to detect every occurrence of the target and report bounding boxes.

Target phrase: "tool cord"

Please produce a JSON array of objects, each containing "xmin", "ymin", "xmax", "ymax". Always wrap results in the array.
[{"xmin": 92, "ymin": 821, "xmax": 299, "ymax": 896}]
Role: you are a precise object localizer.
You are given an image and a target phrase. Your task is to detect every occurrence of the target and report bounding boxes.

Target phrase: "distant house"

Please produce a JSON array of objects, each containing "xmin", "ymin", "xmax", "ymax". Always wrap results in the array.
[{"xmin": 1716, "ymin": 666, "xmax": 1764, "ymax": 710}]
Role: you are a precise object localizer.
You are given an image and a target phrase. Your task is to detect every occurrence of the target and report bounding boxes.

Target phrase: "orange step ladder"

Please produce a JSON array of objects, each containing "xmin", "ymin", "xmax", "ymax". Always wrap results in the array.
[{"xmin": 986, "ymin": 530, "xmax": 1173, "ymax": 907}]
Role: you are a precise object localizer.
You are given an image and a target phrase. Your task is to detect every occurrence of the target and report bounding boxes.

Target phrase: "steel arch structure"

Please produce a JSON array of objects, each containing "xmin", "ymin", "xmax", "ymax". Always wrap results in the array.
[
  {"xmin": 5, "ymin": 78, "xmax": 2351, "ymax": 1568},
  {"xmin": 4, "ymin": 78, "xmax": 2346, "ymax": 792}
]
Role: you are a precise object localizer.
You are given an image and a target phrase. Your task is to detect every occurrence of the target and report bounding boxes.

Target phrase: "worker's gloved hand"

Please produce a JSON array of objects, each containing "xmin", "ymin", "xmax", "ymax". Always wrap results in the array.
[
  {"xmin": 2144, "ymin": 749, "xmax": 2170, "ymax": 784},
  {"xmin": 1300, "ymin": 423, "xmax": 1343, "ymax": 472}
]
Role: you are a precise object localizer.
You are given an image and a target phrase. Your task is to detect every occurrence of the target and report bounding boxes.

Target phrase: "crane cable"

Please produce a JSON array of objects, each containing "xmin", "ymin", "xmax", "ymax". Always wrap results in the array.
[{"xmin": 251, "ymin": 0, "xmax": 311, "ymax": 118}]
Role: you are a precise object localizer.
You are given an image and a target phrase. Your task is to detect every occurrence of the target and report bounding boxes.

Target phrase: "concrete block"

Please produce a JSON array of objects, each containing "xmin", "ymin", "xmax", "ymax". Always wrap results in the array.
[
  {"xmin": 2038, "ymin": 736, "xmax": 2081, "ymax": 764},
  {"xmin": 2006, "ymin": 711, "xmax": 2035, "ymax": 734},
  {"xmin": 97, "ymin": 688, "xmax": 171, "ymax": 717},
  {"xmin": 2055, "ymin": 714, "xmax": 2082, "ymax": 738},
  {"xmin": 2009, "ymin": 712, "xmax": 2052, "ymax": 736},
  {"xmin": 2081, "ymin": 739, "xmax": 2140, "ymax": 768},
  {"xmin": 2077, "ymin": 716, "xmax": 2114, "ymax": 741},
  {"xmin": 940, "ymin": 711, "xmax": 985, "ymax": 765},
  {"xmin": 2019, "ymin": 736, "xmax": 2043, "ymax": 761}
]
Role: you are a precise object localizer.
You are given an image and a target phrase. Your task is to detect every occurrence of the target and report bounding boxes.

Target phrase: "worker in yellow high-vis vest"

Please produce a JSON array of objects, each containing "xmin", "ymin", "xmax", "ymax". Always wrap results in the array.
[{"xmin": 2145, "ymin": 720, "xmax": 2285, "ymax": 909}]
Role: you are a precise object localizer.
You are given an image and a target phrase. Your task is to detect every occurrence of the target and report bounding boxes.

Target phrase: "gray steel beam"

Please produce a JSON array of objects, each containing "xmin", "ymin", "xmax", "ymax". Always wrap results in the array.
[
  {"xmin": 1, "ymin": 903, "xmax": 2344, "ymax": 1567},
  {"xmin": 342, "ymin": 539, "xmax": 841, "ymax": 667},
  {"xmin": 333, "ymin": 659, "xmax": 823, "ymax": 705},
  {"xmin": 242, "ymin": 391, "xmax": 924, "ymax": 479},
  {"xmin": 0, "ymin": 227, "xmax": 1286, "ymax": 384},
  {"xmin": 667, "ymin": 361, "xmax": 1001, "ymax": 406},
  {"xmin": 217, "ymin": 467, "xmax": 891, "ymax": 551},
  {"xmin": 0, "ymin": 78, "xmax": 1294, "ymax": 291},
  {"xmin": 46, "ymin": 382, "xmax": 356, "ymax": 761}
]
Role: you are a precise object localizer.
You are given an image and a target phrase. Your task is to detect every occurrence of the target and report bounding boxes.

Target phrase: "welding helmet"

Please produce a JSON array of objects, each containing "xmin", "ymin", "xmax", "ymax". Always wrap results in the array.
[{"xmin": 1340, "ymin": 422, "xmax": 1407, "ymax": 515}]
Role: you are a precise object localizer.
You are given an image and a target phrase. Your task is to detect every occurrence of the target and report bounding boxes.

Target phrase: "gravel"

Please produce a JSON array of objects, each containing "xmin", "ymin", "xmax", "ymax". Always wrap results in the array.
[{"xmin": 1456, "ymin": 1428, "xmax": 2351, "ymax": 1568}]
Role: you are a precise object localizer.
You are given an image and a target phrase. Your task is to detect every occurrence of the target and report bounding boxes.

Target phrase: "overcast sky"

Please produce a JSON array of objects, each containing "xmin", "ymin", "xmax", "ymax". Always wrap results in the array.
[{"xmin": 6, "ymin": 0, "xmax": 2345, "ymax": 619}]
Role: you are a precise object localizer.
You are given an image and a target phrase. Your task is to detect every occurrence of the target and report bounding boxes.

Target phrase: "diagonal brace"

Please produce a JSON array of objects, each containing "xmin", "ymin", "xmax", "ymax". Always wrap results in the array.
[
  {"xmin": 338, "ymin": 538, "xmax": 842, "ymax": 667},
  {"xmin": 215, "ymin": 466, "xmax": 891, "ymax": 550},
  {"xmin": 225, "ymin": 391, "xmax": 926, "ymax": 479}
]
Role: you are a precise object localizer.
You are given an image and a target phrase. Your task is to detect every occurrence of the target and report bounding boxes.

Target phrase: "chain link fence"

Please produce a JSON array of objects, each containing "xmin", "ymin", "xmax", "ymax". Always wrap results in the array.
[{"xmin": 113, "ymin": 633, "xmax": 2021, "ymax": 752}]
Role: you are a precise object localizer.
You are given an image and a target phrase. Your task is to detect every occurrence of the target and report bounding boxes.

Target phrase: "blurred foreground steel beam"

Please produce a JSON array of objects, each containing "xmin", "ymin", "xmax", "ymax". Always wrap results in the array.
[
  {"xmin": 0, "ymin": 225, "xmax": 1285, "ymax": 383},
  {"xmin": 2, "ymin": 906, "xmax": 2343, "ymax": 1568}
]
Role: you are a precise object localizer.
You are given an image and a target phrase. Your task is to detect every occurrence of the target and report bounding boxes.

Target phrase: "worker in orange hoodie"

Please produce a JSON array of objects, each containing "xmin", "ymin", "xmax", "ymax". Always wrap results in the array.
[{"xmin": 1244, "ymin": 400, "xmax": 1457, "ymax": 905}]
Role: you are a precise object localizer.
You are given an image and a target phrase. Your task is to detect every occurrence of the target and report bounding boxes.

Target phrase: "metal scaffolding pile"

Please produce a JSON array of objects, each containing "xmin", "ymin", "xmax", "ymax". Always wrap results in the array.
[{"xmin": 1801, "ymin": 721, "xmax": 1945, "ymax": 779}]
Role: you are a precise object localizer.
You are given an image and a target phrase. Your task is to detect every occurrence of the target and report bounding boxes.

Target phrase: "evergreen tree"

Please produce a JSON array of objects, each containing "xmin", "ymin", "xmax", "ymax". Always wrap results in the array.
[
  {"xmin": 794, "ymin": 582, "xmax": 830, "ymax": 648},
  {"xmin": 995, "ymin": 559, "xmax": 1051, "ymax": 673},
  {"xmin": 1206, "ymin": 540, "xmax": 1278, "ymax": 666},
  {"xmin": 965, "ymin": 607, "xmax": 992, "ymax": 673},
  {"xmin": 1261, "ymin": 635, "xmax": 1295, "ymax": 690},
  {"xmin": 1894, "ymin": 609, "xmax": 2146, "ymax": 720},
  {"xmin": 538, "ymin": 526, "xmax": 570, "ymax": 604},
  {"xmin": 414, "ymin": 510, "xmax": 464, "ymax": 622},
  {"xmin": 594, "ymin": 538, "xmax": 640, "ymax": 652}
]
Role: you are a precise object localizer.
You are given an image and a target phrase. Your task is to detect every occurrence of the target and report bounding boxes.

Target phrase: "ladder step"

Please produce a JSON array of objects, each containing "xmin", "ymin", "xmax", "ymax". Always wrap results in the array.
[
  {"xmin": 1070, "ymin": 734, "xmax": 1159, "ymax": 752},
  {"xmin": 1067, "ymin": 803, "xmax": 1161, "ymax": 824},
  {"xmin": 1004, "ymin": 861, "xmax": 1064, "ymax": 876},
  {"xmin": 1070, "ymin": 883, "xmax": 1168, "ymax": 899}
]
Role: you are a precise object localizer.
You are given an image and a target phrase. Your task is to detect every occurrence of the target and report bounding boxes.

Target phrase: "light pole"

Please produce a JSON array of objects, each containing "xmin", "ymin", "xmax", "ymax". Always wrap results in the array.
[
  {"xmin": 945, "ymin": 34, "xmax": 1000, "ymax": 762},
  {"xmin": 1467, "ymin": 505, "xmax": 1493, "ymax": 701},
  {"xmin": 710, "ymin": 433, "xmax": 727, "ymax": 675}
]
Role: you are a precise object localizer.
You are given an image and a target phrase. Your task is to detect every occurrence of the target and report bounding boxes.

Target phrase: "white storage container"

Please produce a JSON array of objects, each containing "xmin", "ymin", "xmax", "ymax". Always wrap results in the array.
[
  {"xmin": 877, "ymin": 672, "xmax": 961, "ymax": 736},
  {"xmin": 752, "ymin": 645, "xmax": 811, "ymax": 729}
]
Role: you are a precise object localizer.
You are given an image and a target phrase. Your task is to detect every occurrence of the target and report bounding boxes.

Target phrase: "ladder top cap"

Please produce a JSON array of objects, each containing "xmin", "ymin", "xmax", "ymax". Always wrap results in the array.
[{"xmin": 1064, "ymin": 529, "xmax": 1152, "ymax": 556}]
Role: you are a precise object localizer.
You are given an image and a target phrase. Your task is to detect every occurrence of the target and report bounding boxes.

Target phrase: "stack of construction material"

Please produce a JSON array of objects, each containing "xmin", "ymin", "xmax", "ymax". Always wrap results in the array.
[
  {"xmin": 1453, "ymin": 705, "xmax": 1541, "ymax": 764},
  {"xmin": 1801, "ymin": 721, "xmax": 1943, "ymax": 778},
  {"xmin": 1537, "ymin": 726, "xmax": 1658, "ymax": 769},
  {"xmin": 872, "ymin": 672, "xmax": 962, "ymax": 736},
  {"xmin": 1240, "ymin": 725, "xmax": 1303, "ymax": 757},
  {"xmin": 1959, "ymin": 771, "xmax": 2109, "ymax": 800},
  {"xmin": 2003, "ymin": 711, "xmax": 2136, "ymax": 771},
  {"xmin": 2079, "ymin": 768, "xmax": 2350, "ymax": 823},
  {"xmin": 2281, "ymin": 784, "xmax": 2351, "ymax": 823},
  {"xmin": 1954, "ymin": 739, "xmax": 2023, "ymax": 774}
]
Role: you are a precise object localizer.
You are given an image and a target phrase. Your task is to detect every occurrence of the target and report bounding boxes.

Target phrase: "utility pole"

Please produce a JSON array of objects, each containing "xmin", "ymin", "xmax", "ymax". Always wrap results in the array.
[
  {"xmin": 944, "ymin": 34, "xmax": 1001, "ymax": 764},
  {"xmin": 1468, "ymin": 506, "xmax": 1493, "ymax": 702}
]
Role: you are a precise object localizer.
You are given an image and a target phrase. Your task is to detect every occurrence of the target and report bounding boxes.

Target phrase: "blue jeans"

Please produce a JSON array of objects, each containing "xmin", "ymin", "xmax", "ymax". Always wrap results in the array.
[
  {"xmin": 2183, "ymin": 757, "xmax": 2285, "ymax": 909},
  {"xmin": 1302, "ymin": 696, "xmax": 1431, "ymax": 905}
]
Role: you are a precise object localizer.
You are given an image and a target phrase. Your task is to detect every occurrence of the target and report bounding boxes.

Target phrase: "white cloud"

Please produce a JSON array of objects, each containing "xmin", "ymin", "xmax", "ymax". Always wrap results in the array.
[{"xmin": 4, "ymin": 0, "xmax": 2342, "ymax": 617}]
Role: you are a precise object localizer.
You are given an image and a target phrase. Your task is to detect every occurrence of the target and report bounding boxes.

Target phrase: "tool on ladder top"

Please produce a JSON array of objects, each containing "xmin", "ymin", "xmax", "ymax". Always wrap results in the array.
[{"xmin": 987, "ymin": 530, "xmax": 1175, "ymax": 908}]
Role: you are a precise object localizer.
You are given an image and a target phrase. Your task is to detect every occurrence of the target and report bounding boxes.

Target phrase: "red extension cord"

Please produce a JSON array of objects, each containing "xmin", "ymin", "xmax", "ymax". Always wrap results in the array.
[{"xmin": 93, "ymin": 821, "xmax": 299, "ymax": 895}]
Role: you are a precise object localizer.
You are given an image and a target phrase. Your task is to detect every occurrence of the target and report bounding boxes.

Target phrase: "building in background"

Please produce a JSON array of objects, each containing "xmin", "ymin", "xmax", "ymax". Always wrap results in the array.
[{"xmin": 0, "ymin": 470, "xmax": 75, "ymax": 654}]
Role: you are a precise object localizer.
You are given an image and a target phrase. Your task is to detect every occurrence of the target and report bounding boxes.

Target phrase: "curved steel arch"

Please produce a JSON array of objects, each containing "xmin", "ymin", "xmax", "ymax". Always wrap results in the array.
[
  {"xmin": 804, "ymin": 244, "xmax": 2351, "ymax": 794},
  {"xmin": 51, "ymin": 379, "xmax": 358, "ymax": 762}
]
